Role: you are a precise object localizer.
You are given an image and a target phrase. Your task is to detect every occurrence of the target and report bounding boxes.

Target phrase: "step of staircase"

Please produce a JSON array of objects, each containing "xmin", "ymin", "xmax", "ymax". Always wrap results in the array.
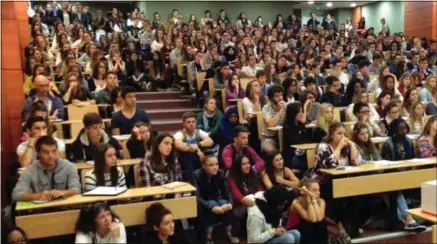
[
  {"xmin": 150, "ymin": 119, "xmax": 182, "ymax": 132},
  {"xmin": 137, "ymin": 99, "xmax": 194, "ymax": 110},
  {"xmin": 136, "ymin": 91, "xmax": 182, "ymax": 100},
  {"xmin": 146, "ymin": 108, "xmax": 201, "ymax": 120}
]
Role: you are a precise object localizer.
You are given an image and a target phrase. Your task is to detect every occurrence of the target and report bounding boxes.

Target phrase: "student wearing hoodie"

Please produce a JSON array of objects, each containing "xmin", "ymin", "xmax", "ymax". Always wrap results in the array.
[
  {"xmin": 246, "ymin": 186, "xmax": 300, "ymax": 243},
  {"xmin": 70, "ymin": 113, "xmax": 121, "ymax": 162},
  {"xmin": 12, "ymin": 136, "xmax": 81, "ymax": 201}
]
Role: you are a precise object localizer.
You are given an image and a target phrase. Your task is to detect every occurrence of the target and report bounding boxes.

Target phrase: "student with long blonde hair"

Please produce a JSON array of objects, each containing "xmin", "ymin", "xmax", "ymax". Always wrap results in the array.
[
  {"xmin": 312, "ymin": 103, "xmax": 334, "ymax": 143},
  {"xmin": 407, "ymin": 101, "xmax": 427, "ymax": 134}
]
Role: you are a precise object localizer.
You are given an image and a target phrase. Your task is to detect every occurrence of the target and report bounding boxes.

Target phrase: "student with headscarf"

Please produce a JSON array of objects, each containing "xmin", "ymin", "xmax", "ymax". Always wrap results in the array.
[{"xmin": 218, "ymin": 106, "xmax": 241, "ymax": 149}]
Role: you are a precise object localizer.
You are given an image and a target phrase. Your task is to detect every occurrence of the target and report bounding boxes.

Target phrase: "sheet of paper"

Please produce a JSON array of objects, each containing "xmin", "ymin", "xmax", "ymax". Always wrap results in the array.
[
  {"xmin": 162, "ymin": 181, "xmax": 187, "ymax": 190},
  {"xmin": 372, "ymin": 160, "xmax": 403, "ymax": 166},
  {"xmin": 83, "ymin": 187, "xmax": 127, "ymax": 196},
  {"xmin": 113, "ymin": 135, "xmax": 130, "ymax": 141}
]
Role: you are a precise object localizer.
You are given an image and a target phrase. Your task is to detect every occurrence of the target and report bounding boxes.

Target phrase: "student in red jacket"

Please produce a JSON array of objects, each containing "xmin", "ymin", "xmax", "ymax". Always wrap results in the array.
[
  {"xmin": 221, "ymin": 126, "xmax": 264, "ymax": 173},
  {"xmin": 227, "ymin": 154, "xmax": 263, "ymax": 237}
]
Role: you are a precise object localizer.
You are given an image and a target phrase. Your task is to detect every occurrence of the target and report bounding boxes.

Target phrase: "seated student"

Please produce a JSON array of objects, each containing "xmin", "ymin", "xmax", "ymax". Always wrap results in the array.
[
  {"xmin": 174, "ymin": 112, "xmax": 214, "ymax": 181},
  {"xmin": 375, "ymin": 74, "xmax": 404, "ymax": 103},
  {"xmin": 243, "ymin": 80, "xmax": 267, "ymax": 120},
  {"xmin": 299, "ymin": 90, "xmax": 320, "ymax": 123},
  {"xmin": 218, "ymin": 106, "xmax": 242, "ymax": 148},
  {"xmin": 96, "ymin": 71, "xmax": 119, "ymax": 105},
  {"xmin": 106, "ymin": 87, "xmax": 123, "ymax": 118},
  {"xmin": 222, "ymin": 126, "xmax": 264, "ymax": 172},
  {"xmin": 84, "ymin": 143, "xmax": 126, "ymax": 192},
  {"xmin": 401, "ymin": 88, "xmax": 419, "ymax": 117},
  {"xmin": 139, "ymin": 133, "xmax": 182, "ymax": 187},
  {"xmin": 352, "ymin": 122, "xmax": 382, "ymax": 161},
  {"xmin": 126, "ymin": 122, "xmax": 153, "ymax": 159},
  {"xmin": 225, "ymin": 73, "xmax": 245, "ymax": 107},
  {"xmin": 12, "ymin": 136, "xmax": 80, "ymax": 201},
  {"xmin": 282, "ymin": 78, "xmax": 300, "ymax": 104},
  {"xmin": 241, "ymin": 54, "xmax": 262, "ymax": 79},
  {"xmin": 290, "ymin": 179, "xmax": 328, "ymax": 244},
  {"xmin": 143, "ymin": 202, "xmax": 182, "ymax": 244},
  {"xmin": 246, "ymin": 186, "xmax": 300, "ymax": 244},
  {"xmin": 62, "ymin": 72, "xmax": 96, "ymax": 106},
  {"xmin": 6, "ymin": 226, "xmax": 28, "ymax": 244},
  {"xmin": 282, "ymin": 102, "xmax": 311, "ymax": 170},
  {"xmin": 21, "ymin": 74, "xmax": 65, "ymax": 120},
  {"xmin": 352, "ymin": 102, "xmax": 385, "ymax": 137},
  {"xmin": 379, "ymin": 102, "xmax": 400, "ymax": 135},
  {"xmin": 380, "ymin": 118, "xmax": 427, "ymax": 232},
  {"xmin": 261, "ymin": 151, "xmax": 300, "ymax": 189},
  {"xmin": 342, "ymin": 77, "xmax": 365, "ymax": 106},
  {"xmin": 111, "ymin": 86, "xmax": 150, "ymax": 135},
  {"xmin": 262, "ymin": 85, "xmax": 286, "ymax": 140},
  {"xmin": 311, "ymin": 103, "xmax": 334, "ymax": 143},
  {"xmin": 227, "ymin": 154, "xmax": 264, "ymax": 236},
  {"xmin": 309, "ymin": 122, "xmax": 360, "ymax": 241},
  {"xmin": 192, "ymin": 156, "xmax": 239, "ymax": 244},
  {"xmin": 302, "ymin": 77, "xmax": 323, "ymax": 103},
  {"xmin": 17, "ymin": 116, "xmax": 66, "ymax": 167},
  {"xmin": 257, "ymin": 70, "xmax": 270, "ymax": 97},
  {"xmin": 407, "ymin": 101, "xmax": 427, "ymax": 134},
  {"xmin": 196, "ymin": 97, "xmax": 223, "ymax": 156},
  {"xmin": 419, "ymin": 75, "xmax": 436, "ymax": 103},
  {"xmin": 416, "ymin": 115, "xmax": 437, "ymax": 158},
  {"xmin": 87, "ymin": 61, "xmax": 107, "ymax": 93},
  {"xmin": 375, "ymin": 91, "xmax": 392, "ymax": 118},
  {"xmin": 346, "ymin": 89, "xmax": 380, "ymax": 122},
  {"xmin": 71, "ymin": 113, "xmax": 121, "ymax": 162},
  {"xmin": 320, "ymin": 75, "xmax": 343, "ymax": 107},
  {"xmin": 126, "ymin": 52, "xmax": 146, "ymax": 90},
  {"xmin": 75, "ymin": 201, "xmax": 127, "ymax": 243}
]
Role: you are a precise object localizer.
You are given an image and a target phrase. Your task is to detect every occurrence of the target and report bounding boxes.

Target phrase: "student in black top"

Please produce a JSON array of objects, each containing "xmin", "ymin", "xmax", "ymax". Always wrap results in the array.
[
  {"xmin": 379, "ymin": 102, "xmax": 400, "ymax": 135},
  {"xmin": 282, "ymin": 102, "xmax": 310, "ymax": 170},
  {"xmin": 126, "ymin": 52, "xmax": 146, "ymax": 90},
  {"xmin": 192, "ymin": 156, "xmax": 239, "ymax": 244},
  {"xmin": 70, "ymin": 112, "xmax": 121, "ymax": 162},
  {"xmin": 111, "ymin": 86, "xmax": 150, "ymax": 135},
  {"xmin": 105, "ymin": 87, "xmax": 123, "ymax": 119},
  {"xmin": 143, "ymin": 202, "xmax": 183, "ymax": 244},
  {"xmin": 126, "ymin": 122, "xmax": 153, "ymax": 159},
  {"xmin": 321, "ymin": 75, "xmax": 343, "ymax": 107}
]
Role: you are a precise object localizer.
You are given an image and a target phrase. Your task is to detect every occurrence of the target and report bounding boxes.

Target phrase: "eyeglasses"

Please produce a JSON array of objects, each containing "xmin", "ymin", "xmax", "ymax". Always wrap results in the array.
[
  {"xmin": 389, "ymin": 110, "xmax": 400, "ymax": 114},
  {"xmin": 360, "ymin": 110, "xmax": 370, "ymax": 114},
  {"xmin": 307, "ymin": 96, "xmax": 315, "ymax": 100},
  {"xmin": 68, "ymin": 79, "xmax": 77, "ymax": 82}
]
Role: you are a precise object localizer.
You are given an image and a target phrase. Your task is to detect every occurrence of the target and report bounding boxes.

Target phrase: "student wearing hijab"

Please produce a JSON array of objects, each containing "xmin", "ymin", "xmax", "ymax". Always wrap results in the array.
[{"xmin": 217, "ymin": 106, "xmax": 241, "ymax": 148}]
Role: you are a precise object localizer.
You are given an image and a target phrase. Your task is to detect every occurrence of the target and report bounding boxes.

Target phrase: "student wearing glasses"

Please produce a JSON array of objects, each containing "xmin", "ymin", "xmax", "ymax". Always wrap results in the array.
[
  {"xmin": 379, "ymin": 103, "xmax": 400, "ymax": 135},
  {"xmin": 352, "ymin": 102, "xmax": 384, "ymax": 137},
  {"xmin": 346, "ymin": 89, "xmax": 380, "ymax": 122}
]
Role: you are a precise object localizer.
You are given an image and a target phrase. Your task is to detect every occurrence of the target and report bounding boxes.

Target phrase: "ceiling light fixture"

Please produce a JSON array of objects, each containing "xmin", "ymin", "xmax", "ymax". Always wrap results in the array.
[
  {"xmin": 350, "ymin": 3, "xmax": 357, "ymax": 7},
  {"xmin": 308, "ymin": 1, "xmax": 315, "ymax": 4},
  {"xmin": 326, "ymin": 2, "xmax": 333, "ymax": 7}
]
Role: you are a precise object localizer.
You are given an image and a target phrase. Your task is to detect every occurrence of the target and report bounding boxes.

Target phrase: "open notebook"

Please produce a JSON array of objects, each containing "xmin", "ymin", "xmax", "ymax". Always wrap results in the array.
[{"xmin": 83, "ymin": 187, "xmax": 128, "ymax": 196}]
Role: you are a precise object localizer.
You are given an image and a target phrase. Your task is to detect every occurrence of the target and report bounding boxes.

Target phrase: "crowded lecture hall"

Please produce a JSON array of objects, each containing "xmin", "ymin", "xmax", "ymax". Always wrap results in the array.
[{"xmin": 1, "ymin": 1, "xmax": 437, "ymax": 243}]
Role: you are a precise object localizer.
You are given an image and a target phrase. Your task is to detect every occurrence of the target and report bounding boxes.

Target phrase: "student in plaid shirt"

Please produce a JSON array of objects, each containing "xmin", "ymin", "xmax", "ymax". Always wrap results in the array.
[{"xmin": 139, "ymin": 133, "xmax": 182, "ymax": 187}]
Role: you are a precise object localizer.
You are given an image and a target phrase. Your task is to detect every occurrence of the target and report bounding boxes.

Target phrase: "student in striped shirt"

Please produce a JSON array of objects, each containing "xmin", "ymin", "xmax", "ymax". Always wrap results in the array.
[{"xmin": 84, "ymin": 143, "xmax": 126, "ymax": 192}]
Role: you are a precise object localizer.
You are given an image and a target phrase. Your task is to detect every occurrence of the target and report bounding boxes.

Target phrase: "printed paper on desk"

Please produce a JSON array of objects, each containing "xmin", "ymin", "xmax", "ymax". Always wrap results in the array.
[
  {"xmin": 162, "ymin": 181, "xmax": 187, "ymax": 190},
  {"xmin": 405, "ymin": 158, "xmax": 435, "ymax": 163},
  {"xmin": 83, "ymin": 186, "xmax": 127, "ymax": 196},
  {"xmin": 372, "ymin": 160, "xmax": 402, "ymax": 166}
]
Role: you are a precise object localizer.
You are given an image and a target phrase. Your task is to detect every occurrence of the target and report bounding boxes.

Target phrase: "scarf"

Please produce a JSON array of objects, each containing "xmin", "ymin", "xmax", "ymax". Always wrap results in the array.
[{"xmin": 203, "ymin": 111, "xmax": 216, "ymax": 132}]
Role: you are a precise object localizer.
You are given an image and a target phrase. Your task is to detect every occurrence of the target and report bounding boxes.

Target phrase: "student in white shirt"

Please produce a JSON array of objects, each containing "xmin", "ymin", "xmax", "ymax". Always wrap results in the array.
[
  {"xmin": 84, "ymin": 143, "xmax": 126, "ymax": 192},
  {"xmin": 75, "ymin": 201, "xmax": 127, "ymax": 243}
]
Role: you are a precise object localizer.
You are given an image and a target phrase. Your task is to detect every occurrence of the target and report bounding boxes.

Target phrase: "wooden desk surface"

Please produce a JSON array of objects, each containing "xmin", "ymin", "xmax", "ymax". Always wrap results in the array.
[
  {"xmin": 320, "ymin": 157, "xmax": 437, "ymax": 176},
  {"xmin": 407, "ymin": 208, "xmax": 437, "ymax": 223},
  {"xmin": 75, "ymin": 158, "xmax": 142, "ymax": 170},
  {"xmin": 291, "ymin": 135, "xmax": 420, "ymax": 150},
  {"xmin": 16, "ymin": 182, "xmax": 196, "ymax": 211},
  {"xmin": 53, "ymin": 118, "xmax": 111, "ymax": 125}
]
